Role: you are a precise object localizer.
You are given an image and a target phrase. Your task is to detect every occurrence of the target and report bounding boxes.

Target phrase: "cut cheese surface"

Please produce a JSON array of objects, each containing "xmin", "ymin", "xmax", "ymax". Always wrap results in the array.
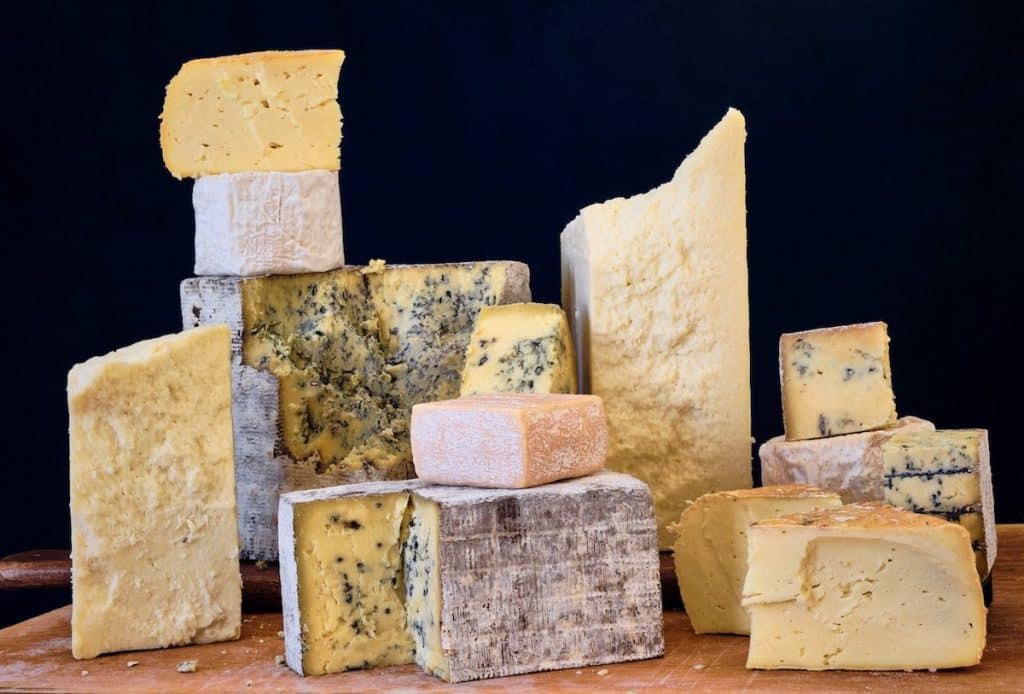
[
  {"xmin": 161, "ymin": 50, "xmax": 344, "ymax": 178},
  {"xmin": 743, "ymin": 503, "xmax": 986, "ymax": 671},
  {"xmin": 411, "ymin": 394, "xmax": 607, "ymax": 488},
  {"xmin": 193, "ymin": 170, "xmax": 344, "ymax": 276},
  {"xmin": 780, "ymin": 321, "xmax": 896, "ymax": 440},
  {"xmin": 669, "ymin": 485, "xmax": 842, "ymax": 635},
  {"xmin": 460, "ymin": 303, "xmax": 576, "ymax": 395},
  {"xmin": 68, "ymin": 326, "xmax": 241, "ymax": 659},
  {"xmin": 561, "ymin": 108, "xmax": 751, "ymax": 547}
]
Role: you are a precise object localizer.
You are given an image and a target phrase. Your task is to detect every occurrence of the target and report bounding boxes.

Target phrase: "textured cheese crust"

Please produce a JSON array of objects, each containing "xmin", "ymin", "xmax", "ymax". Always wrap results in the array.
[
  {"xmin": 160, "ymin": 50, "xmax": 344, "ymax": 178},
  {"xmin": 561, "ymin": 108, "xmax": 750, "ymax": 547},
  {"xmin": 759, "ymin": 416, "xmax": 935, "ymax": 502},
  {"xmin": 193, "ymin": 170, "xmax": 344, "ymax": 276},
  {"xmin": 410, "ymin": 394, "xmax": 607, "ymax": 488},
  {"xmin": 68, "ymin": 326, "xmax": 241, "ymax": 659}
]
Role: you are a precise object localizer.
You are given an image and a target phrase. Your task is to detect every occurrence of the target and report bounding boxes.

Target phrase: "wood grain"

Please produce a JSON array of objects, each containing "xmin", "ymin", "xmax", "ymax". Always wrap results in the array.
[{"xmin": 0, "ymin": 525, "xmax": 1021, "ymax": 692}]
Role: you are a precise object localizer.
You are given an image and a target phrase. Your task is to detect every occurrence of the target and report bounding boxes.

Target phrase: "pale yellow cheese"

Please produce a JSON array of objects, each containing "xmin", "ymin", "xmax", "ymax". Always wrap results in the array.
[
  {"xmin": 160, "ymin": 50, "xmax": 344, "ymax": 178},
  {"xmin": 404, "ymin": 495, "xmax": 446, "ymax": 679}
]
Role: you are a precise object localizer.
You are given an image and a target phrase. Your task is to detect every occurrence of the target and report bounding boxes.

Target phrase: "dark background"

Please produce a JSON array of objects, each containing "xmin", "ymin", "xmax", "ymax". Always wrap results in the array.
[{"xmin": 1, "ymin": 1, "xmax": 1020, "ymax": 627}]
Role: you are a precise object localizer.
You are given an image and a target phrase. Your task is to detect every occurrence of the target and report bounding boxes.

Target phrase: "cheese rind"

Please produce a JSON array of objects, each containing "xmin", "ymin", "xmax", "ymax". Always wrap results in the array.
[
  {"xmin": 193, "ymin": 170, "xmax": 344, "ymax": 276},
  {"xmin": 410, "ymin": 394, "xmax": 607, "ymax": 488},
  {"xmin": 743, "ymin": 503, "xmax": 986, "ymax": 671},
  {"xmin": 561, "ymin": 108, "xmax": 751, "ymax": 547},
  {"xmin": 780, "ymin": 322, "xmax": 897, "ymax": 440},
  {"xmin": 670, "ymin": 485, "xmax": 842, "ymax": 635},
  {"xmin": 759, "ymin": 416, "xmax": 935, "ymax": 502},
  {"xmin": 459, "ymin": 303, "xmax": 576, "ymax": 395},
  {"xmin": 68, "ymin": 326, "xmax": 241, "ymax": 659},
  {"xmin": 160, "ymin": 50, "xmax": 344, "ymax": 178}
]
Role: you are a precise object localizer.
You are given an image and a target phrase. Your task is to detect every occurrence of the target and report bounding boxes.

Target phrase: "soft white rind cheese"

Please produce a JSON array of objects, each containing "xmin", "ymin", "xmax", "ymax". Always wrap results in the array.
[{"xmin": 194, "ymin": 171, "xmax": 344, "ymax": 276}]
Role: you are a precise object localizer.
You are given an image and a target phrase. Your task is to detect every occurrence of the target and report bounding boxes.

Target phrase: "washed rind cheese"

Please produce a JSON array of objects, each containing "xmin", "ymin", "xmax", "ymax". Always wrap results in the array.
[
  {"xmin": 68, "ymin": 326, "xmax": 241, "ymax": 659},
  {"xmin": 780, "ymin": 322, "xmax": 897, "ymax": 441},
  {"xmin": 459, "ymin": 303, "xmax": 576, "ymax": 395},
  {"xmin": 160, "ymin": 50, "xmax": 344, "ymax": 178},
  {"xmin": 882, "ymin": 428, "xmax": 996, "ymax": 577},
  {"xmin": 743, "ymin": 503, "xmax": 986, "ymax": 671},
  {"xmin": 669, "ymin": 485, "xmax": 842, "ymax": 635},
  {"xmin": 759, "ymin": 416, "xmax": 935, "ymax": 503},
  {"xmin": 193, "ymin": 170, "xmax": 344, "ymax": 276},
  {"xmin": 279, "ymin": 472, "xmax": 663, "ymax": 682},
  {"xmin": 410, "ymin": 394, "xmax": 607, "ymax": 488},
  {"xmin": 561, "ymin": 108, "xmax": 751, "ymax": 547},
  {"xmin": 182, "ymin": 261, "xmax": 531, "ymax": 560}
]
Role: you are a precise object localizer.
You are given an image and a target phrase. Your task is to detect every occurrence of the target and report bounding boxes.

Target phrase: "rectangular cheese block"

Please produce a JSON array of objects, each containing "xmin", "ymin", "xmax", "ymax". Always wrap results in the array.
[
  {"xmin": 780, "ymin": 321, "xmax": 897, "ymax": 440},
  {"xmin": 410, "ymin": 394, "xmax": 607, "ymax": 488},
  {"xmin": 459, "ymin": 302, "xmax": 576, "ymax": 395},
  {"xmin": 882, "ymin": 428, "xmax": 996, "ymax": 577},
  {"xmin": 669, "ymin": 485, "xmax": 841, "ymax": 635},
  {"xmin": 68, "ymin": 326, "xmax": 241, "ymax": 659},
  {"xmin": 193, "ymin": 170, "xmax": 344, "ymax": 276},
  {"xmin": 279, "ymin": 472, "xmax": 663, "ymax": 682},
  {"xmin": 182, "ymin": 261, "xmax": 531, "ymax": 560},
  {"xmin": 160, "ymin": 50, "xmax": 344, "ymax": 178},
  {"xmin": 743, "ymin": 503, "xmax": 986, "ymax": 671},
  {"xmin": 759, "ymin": 416, "xmax": 934, "ymax": 502},
  {"xmin": 561, "ymin": 108, "xmax": 751, "ymax": 547}
]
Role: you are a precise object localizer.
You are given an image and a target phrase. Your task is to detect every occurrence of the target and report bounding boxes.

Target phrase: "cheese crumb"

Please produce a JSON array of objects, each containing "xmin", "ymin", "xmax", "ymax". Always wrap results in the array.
[
  {"xmin": 176, "ymin": 661, "xmax": 198, "ymax": 673},
  {"xmin": 254, "ymin": 560, "xmax": 269, "ymax": 570},
  {"xmin": 361, "ymin": 258, "xmax": 387, "ymax": 274},
  {"xmin": 220, "ymin": 650, "xmax": 228, "ymax": 655},
  {"xmin": 596, "ymin": 669, "xmax": 609, "ymax": 676},
  {"xmin": 693, "ymin": 663, "xmax": 706, "ymax": 671},
  {"xmin": 275, "ymin": 654, "xmax": 286, "ymax": 666},
  {"xmin": 276, "ymin": 630, "xmax": 285, "ymax": 638},
  {"xmin": 126, "ymin": 661, "xmax": 139, "ymax": 668},
  {"xmin": 81, "ymin": 670, "xmax": 89, "ymax": 677}
]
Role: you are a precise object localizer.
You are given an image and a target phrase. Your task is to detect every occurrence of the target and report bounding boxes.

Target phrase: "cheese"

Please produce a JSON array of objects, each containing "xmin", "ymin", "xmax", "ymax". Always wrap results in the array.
[
  {"xmin": 410, "ymin": 394, "xmax": 607, "ymax": 488},
  {"xmin": 160, "ymin": 50, "xmax": 344, "ymax": 178},
  {"xmin": 459, "ymin": 303, "xmax": 576, "ymax": 395},
  {"xmin": 780, "ymin": 322, "xmax": 897, "ymax": 441},
  {"xmin": 279, "ymin": 472, "xmax": 663, "ymax": 682},
  {"xmin": 560, "ymin": 108, "xmax": 751, "ymax": 547},
  {"xmin": 670, "ymin": 485, "xmax": 842, "ymax": 635},
  {"xmin": 193, "ymin": 170, "xmax": 344, "ymax": 276},
  {"xmin": 182, "ymin": 261, "xmax": 531, "ymax": 559},
  {"xmin": 759, "ymin": 416, "xmax": 935, "ymax": 502},
  {"xmin": 68, "ymin": 326, "xmax": 241, "ymax": 659},
  {"xmin": 743, "ymin": 503, "xmax": 986, "ymax": 671},
  {"xmin": 882, "ymin": 429, "xmax": 996, "ymax": 577}
]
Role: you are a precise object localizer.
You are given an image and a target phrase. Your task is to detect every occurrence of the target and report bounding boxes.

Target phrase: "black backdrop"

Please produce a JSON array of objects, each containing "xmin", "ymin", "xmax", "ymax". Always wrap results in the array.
[{"xmin": 1, "ymin": 1, "xmax": 1020, "ymax": 627}]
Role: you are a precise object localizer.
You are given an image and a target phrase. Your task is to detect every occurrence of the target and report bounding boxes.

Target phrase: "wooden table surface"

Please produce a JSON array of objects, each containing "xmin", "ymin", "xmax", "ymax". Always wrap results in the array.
[{"xmin": 1, "ymin": 525, "xmax": 1021, "ymax": 692}]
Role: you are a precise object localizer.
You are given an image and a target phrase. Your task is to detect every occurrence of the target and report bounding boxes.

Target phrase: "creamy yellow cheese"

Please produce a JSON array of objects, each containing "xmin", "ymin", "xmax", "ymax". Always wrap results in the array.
[
  {"xmin": 780, "ymin": 321, "xmax": 896, "ymax": 440},
  {"xmin": 160, "ymin": 50, "xmax": 344, "ymax": 178},
  {"xmin": 669, "ymin": 485, "xmax": 841, "ymax": 634}
]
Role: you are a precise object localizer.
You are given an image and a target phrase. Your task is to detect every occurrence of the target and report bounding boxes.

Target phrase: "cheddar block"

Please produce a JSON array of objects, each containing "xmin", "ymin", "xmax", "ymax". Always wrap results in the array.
[{"xmin": 410, "ymin": 394, "xmax": 607, "ymax": 488}]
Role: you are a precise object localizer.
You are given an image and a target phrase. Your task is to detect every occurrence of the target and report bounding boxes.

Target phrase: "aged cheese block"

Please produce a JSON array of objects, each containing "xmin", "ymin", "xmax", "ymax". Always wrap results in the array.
[
  {"xmin": 561, "ymin": 108, "xmax": 751, "ymax": 547},
  {"xmin": 670, "ymin": 485, "xmax": 842, "ymax": 635},
  {"xmin": 161, "ymin": 50, "xmax": 344, "ymax": 178},
  {"xmin": 743, "ymin": 502, "xmax": 986, "ymax": 671},
  {"xmin": 68, "ymin": 326, "xmax": 241, "ymax": 659},
  {"xmin": 882, "ymin": 428, "xmax": 996, "ymax": 577},
  {"xmin": 459, "ymin": 303, "xmax": 576, "ymax": 395},
  {"xmin": 410, "ymin": 394, "xmax": 607, "ymax": 488},
  {"xmin": 780, "ymin": 321, "xmax": 897, "ymax": 441},
  {"xmin": 182, "ymin": 261, "xmax": 531, "ymax": 560},
  {"xmin": 759, "ymin": 416, "xmax": 935, "ymax": 502},
  {"xmin": 279, "ymin": 472, "xmax": 663, "ymax": 682},
  {"xmin": 193, "ymin": 170, "xmax": 344, "ymax": 276}
]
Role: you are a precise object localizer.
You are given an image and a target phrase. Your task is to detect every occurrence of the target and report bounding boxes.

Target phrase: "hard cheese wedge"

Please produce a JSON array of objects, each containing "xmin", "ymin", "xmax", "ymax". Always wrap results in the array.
[
  {"xmin": 759, "ymin": 416, "xmax": 935, "ymax": 503},
  {"xmin": 182, "ymin": 262, "xmax": 531, "ymax": 560},
  {"xmin": 160, "ymin": 50, "xmax": 344, "ymax": 178},
  {"xmin": 279, "ymin": 472, "xmax": 663, "ymax": 682},
  {"xmin": 459, "ymin": 302, "xmax": 576, "ymax": 395},
  {"xmin": 743, "ymin": 502, "xmax": 986, "ymax": 671},
  {"xmin": 561, "ymin": 108, "xmax": 750, "ymax": 547},
  {"xmin": 68, "ymin": 325, "xmax": 241, "ymax": 659},
  {"xmin": 410, "ymin": 393, "xmax": 607, "ymax": 488},
  {"xmin": 193, "ymin": 170, "xmax": 344, "ymax": 276},
  {"xmin": 780, "ymin": 321, "xmax": 897, "ymax": 440},
  {"xmin": 670, "ymin": 485, "xmax": 842, "ymax": 635}
]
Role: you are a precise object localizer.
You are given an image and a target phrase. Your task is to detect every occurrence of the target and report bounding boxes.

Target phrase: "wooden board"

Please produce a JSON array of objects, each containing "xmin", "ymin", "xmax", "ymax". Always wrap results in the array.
[{"xmin": 0, "ymin": 526, "xmax": 1021, "ymax": 692}]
